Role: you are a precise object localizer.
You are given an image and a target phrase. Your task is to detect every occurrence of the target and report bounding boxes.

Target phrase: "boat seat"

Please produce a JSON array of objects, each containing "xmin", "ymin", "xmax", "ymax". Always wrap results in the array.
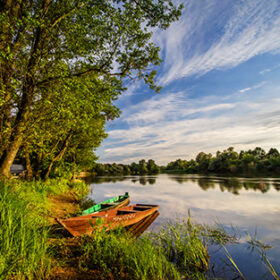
[
  {"xmin": 117, "ymin": 210, "xmax": 138, "ymax": 214},
  {"xmin": 101, "ymin": 203, "xmax": 116, "ymax": 206},
  {"xmin": 133, "ymin": 206, "xmax": 152, "ymax": 211}
]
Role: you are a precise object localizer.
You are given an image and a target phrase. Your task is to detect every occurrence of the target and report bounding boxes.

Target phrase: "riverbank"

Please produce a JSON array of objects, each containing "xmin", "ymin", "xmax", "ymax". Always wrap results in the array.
[
  {"xmin": 0, "ymin": 178, "xmax": 211, "ymax": 279},
  {"xmin": 1, "ymin": 178, "xmax": 279, "ymax": 279},
  {"xmin": 0, "ymin": 178, "xmax": 90, "ymax": 279}
]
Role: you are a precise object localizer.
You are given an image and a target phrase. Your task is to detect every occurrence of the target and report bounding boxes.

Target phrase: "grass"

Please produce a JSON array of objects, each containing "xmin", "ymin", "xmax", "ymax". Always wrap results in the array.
[
  {"xmin": 0, "ymin": 182, "xmax": 50, "ymax": 279},
  {"xmin": 78, "ymin": 229, "xmax": 180, "ymax": 280},
  {"xmin": 150, "ymin": 219, "xmax": 209, "ymax": 279},
  {"xmin": 51, "ymin": 227, "xmax": 182, "ymax": 280},
  {"xmin": 0, "ymin": 178, "xmax": 89, "ymax": 279}
]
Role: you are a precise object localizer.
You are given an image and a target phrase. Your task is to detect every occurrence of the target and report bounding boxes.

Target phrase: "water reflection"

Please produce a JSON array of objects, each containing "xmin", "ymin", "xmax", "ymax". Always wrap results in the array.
[
  {"xmin": 89, "ymin": 174, "xmax": 280, "ymax": 194},
  {"xmin": 89, "ymin": 176, "xmax": 157, "ymax": 186}
]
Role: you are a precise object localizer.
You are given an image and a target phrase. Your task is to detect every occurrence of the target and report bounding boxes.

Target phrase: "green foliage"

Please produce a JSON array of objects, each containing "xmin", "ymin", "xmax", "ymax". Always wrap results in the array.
[
  {"xmin": 93, "ymin": 159, "xmax": 160, "ymax": 175},
  {"xmin": 0, "ymin": 0, "xmax": 183, "ymax": 177},
  {"xmin": 164, "ymin": 147, "xmax": 280, "ymax": 175},
  {"xmin": 92, "ymin": 146, "xmax": 280, "ymax": 177}
]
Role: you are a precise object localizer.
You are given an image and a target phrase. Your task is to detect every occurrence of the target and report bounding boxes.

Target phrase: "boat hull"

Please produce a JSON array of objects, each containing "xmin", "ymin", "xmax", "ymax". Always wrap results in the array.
[
  {"xmin": 56, "ymin": 204, "xmax": 159, "ymax": 237},
  {"xmin": 82, "ymin": 193, "xmax": 130, "ymax": 215}
]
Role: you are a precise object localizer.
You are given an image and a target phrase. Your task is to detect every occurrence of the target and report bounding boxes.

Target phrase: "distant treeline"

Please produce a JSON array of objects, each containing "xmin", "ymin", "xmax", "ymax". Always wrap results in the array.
[
  {"xmin": 164, "ymin": 147, "xmax": 280, "ymax": 175},
  {"xmin": 93, "ymin": 147, "xmax": 280, "ymax": 175},
  {"xmin": 92, "ymin": 159, "xmax": 160, "ymax": 175}
]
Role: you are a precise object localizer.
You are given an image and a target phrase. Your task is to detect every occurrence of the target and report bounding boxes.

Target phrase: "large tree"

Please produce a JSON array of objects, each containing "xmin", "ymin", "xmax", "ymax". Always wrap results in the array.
[{"xmin": 0, "ymin": 0, "xmax": 182, "ymax": 177}]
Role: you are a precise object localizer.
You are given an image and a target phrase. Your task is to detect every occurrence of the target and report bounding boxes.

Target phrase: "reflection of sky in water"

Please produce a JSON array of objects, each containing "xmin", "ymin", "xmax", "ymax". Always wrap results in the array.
[{"xmin": 88, "ymin": 174, "xmax": 280, "ymax": 279}]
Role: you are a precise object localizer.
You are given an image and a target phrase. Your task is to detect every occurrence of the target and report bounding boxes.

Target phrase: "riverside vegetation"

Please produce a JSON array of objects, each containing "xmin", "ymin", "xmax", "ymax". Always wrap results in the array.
[
  {"xmin": 1, "ymin": 177, "xmax": 279, "ymax": 280},
  {"xmin": 90, "ymin": 146, "xmax": 280, "ymax": 176}
]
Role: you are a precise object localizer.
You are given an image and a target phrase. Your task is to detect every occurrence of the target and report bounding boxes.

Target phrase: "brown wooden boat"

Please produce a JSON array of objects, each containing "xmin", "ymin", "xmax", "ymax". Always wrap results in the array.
[
  {"xmin": 127, "ymin": 210, "xmax": 159, "ymax": 238},
  {"xmin": 56, "ymin": 204, "xmax": 158, "ymax": 237}
]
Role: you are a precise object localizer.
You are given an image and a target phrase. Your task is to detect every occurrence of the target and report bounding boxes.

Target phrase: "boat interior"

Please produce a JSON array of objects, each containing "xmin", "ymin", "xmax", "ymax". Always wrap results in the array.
[{"xmin": 116, "ymin": 204, "xmax": 157, "ymax": 215}]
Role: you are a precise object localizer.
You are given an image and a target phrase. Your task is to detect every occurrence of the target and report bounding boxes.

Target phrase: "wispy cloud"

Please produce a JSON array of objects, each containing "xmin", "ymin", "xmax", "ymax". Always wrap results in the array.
[
  {"xmin": 239, "ymin": 87, "xmax": 251, "ymax": 93},
  {"xmin": 259, "ymin": 63, "xmax": 280, "ymax": 75},
  {"xmin": 99, "ymin": 84, "xmax": 280, "ymax": 164},
  {"xmin": 155, "ymin": 0, "xmax": 280, "ymax": 85},
  {"xmin": 239, "ymin": 81, "xmax": 267, "ymax": 93}
]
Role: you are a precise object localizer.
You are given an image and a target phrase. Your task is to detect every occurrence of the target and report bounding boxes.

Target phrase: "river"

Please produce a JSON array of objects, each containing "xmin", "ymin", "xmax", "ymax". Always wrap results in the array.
[{"xmin": 87, "ymin": 174, "xmax": 280, "ymax": 279}]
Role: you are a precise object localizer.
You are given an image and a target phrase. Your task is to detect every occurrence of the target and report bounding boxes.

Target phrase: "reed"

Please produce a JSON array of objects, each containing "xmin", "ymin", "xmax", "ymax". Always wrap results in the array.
[
  {"xmin": 149, "ymin": 217, "xmax": 210, "ymax": 279},
  {"xmin": 0, "ymin": 182, "xmax": 51, "ymax": 279},
  {"xmin": 76, "ymin": 227, "xmax": 180, "ymax": 280},
  {"xmin": 247, "ymin": 234, "xmax": 279, "ymax": 280}
]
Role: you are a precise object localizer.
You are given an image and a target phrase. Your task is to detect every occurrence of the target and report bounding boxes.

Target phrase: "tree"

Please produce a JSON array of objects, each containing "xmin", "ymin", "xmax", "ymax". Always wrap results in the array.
[
  {"xmin": 138, "ymin": 159, "xmax": 148, "ymax": 175},
  {"xmin": 195, "ymin": 152, "xmax": 212, "ymax": 171},
  {"xmin": 0, "ymin": 0, "xmax": 183, "ymax": 177},
  {"xmin": 266, "ymin": 148, "xmax": 280, "ymax": 159},
  {"xmin": 147, "ymin": 159, "xmax": 160, "ymax": 174}
]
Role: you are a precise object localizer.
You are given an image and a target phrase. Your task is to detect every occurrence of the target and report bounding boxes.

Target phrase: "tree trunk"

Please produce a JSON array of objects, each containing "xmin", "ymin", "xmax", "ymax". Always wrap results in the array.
[
  {"xmin": 45, "ymin": 134, "xmax": 72, "ymax": 178},
  {"xmin": 0, "ymin": 109, "xmax": 29, "ymax": 177},
  {"xmin": 0, "ymin": 16, "xmax": 43, "ymax": 178},
  {"xmin": 24, "ymin": 148, "xmax": 33, "ymax": 181},
  {"xmin": 34, "ymin": 152, "xmax": 43, "ymax": 179}
]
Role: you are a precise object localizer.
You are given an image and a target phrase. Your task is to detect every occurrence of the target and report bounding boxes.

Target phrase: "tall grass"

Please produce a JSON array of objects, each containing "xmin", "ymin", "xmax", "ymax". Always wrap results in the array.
[
  {"xmin": 150, "ymin": 217, "xmax": 210, "ymax": 279},
  {"xmin": 0, "ymin": 181, "xmax": 51, "ymax": 279},
  {"xmin": 76, "ymin": 228, "xmax": 180, "ymax": 280}
]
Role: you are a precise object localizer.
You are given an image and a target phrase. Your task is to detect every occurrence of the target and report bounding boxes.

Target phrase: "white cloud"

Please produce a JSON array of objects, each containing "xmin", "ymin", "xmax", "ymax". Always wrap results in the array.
[
  {"xmin": 155, "ymin": 0, "xmax": 280, "ymax": 85},
  {"xmin": 239, "ymin": 87, "xmax": 251, "ymax": 93},
  {"xmin": 239, "ymin": 81, "xmax": 267, "ymax": 93},
  {"xmin": 259, "ymin": 68, "xmax": 272, "ymax": 75},
  {"xmin": 259, "ymin": 63, "xmax": 280, "ymax": 75},
  {"xmin": 98, "ymin": 84, "xmax": 280, "ymax": 164}
]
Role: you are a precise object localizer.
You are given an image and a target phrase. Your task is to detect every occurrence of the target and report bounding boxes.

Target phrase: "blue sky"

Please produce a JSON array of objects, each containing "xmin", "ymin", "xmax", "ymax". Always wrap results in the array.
[{"xmin": 97, "ymin": 0, "xmax": 280, "ymax": 165}]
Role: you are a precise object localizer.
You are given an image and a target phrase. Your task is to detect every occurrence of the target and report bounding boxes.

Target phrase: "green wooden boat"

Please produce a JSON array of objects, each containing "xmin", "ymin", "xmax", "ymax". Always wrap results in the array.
[{"xmin": 81, "ymin": 192, "xmax": 130, "ymax": 215}]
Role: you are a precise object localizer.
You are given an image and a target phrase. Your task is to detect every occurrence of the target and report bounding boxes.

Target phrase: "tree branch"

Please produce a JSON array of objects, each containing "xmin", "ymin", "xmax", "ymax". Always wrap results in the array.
[
  {"xmin": 36, "ymin": 67, "xmax": 125, "ymax": 87},
  {"xmin": 49, "ymin": 2, "xmax": 85, "ymax": 30}
]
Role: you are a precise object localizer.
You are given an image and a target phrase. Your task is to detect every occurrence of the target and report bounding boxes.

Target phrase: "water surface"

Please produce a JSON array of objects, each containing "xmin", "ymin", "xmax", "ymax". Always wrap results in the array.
[{"xmin": 88, "ymin": 174, "xmax": 280, "ymax": 279}]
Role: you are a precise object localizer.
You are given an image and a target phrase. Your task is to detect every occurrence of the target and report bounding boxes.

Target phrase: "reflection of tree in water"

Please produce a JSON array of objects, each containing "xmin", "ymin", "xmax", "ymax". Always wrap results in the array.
[
  {"xmin": 91, "ymin": 176, "xmax": 157, "ymax": 186},
  {"xmin": 168, "ymin": 176, "xmax": 191, "ymax": 184},
  {"xmin": 197, "ymin": 178, "xmax": 215, "ymax": 191},
  {"xmin": 196, "ymin": 178, "xmax": 272, "ymax": 195},
  {"xmin": 138, "ymin": 177, "xmax": 157, "ymax": 185},
  {"xmin": 273, "ymin": 182, "xmax": 280, "ymax": 191},
  {"xmin": 89, "ymin": 175, "xmax": 279, "ymax": 193},
  {"xmin": 218, "ymin": 178, "xmax": 243, "ymax": 195},
  {"xmin": 130, "ymin": 177, "xmax": 157, "ymax": 185},
  {"xmin": 89, "ymin": 176, "xmax": 127, "ymax": 184},
  {"xmin": 148, "ymin": 178, "xmax": 156, "ymax": 185},
  {"xmin": 243, "ymin": 181, "xmax": 270, "ymax": 193},
  {"xmin": 139, "ymin": 177, "xmax": 147, "ymax": 185}
]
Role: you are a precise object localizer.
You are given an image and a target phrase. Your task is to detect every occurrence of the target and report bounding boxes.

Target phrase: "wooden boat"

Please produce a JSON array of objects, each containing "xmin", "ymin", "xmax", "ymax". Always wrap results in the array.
[
  {"xmin": 127, "ymin": 210, "xmax": 159, "ymax": 238},
  {"xmin": 56, "ymin": 204, "xmax": 158, "ymax": 237},
  {"xmin": 81, "ymin": 192, "xmax": 130, "ymax": 215}
]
